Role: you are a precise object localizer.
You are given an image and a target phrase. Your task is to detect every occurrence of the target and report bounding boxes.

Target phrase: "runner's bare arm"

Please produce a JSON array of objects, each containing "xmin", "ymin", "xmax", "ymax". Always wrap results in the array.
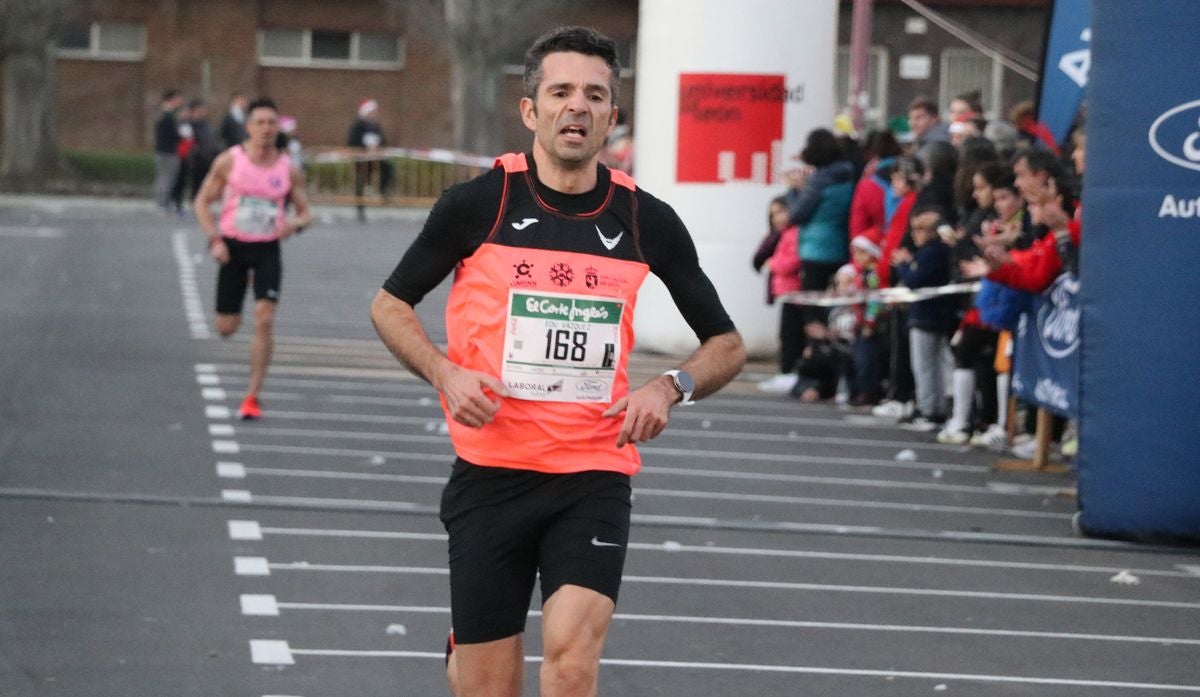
[
  {"xmin": 283, "ymin": 164, "xmax": 314, "ymax": 236},
  {"xmin": 195, "ymin": 151, "xmax": 233, "ymax": 262},
  {"xmin": 370, "ymin": 290, "xmax": 509, "ymax": 428},
  {"xmin": 603, "ymin": 329, "xmax": 745, "ymax": 447}
]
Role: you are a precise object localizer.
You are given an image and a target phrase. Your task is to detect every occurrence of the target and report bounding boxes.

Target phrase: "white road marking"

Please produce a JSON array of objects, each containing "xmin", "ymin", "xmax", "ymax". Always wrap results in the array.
[
  {"xmin": 208, "ymin": 424, "xmax": 235, "ymax": 436},
  {"xmin": 201, "ymin": 388, "xmax": 227, "ymax": 401},
  {"xmin": 212, "ymin": 440, "xmax": 240, "ymax": 454},
  {"xmin": 258, "ymin": 559, "xmax": 1197, "ymax": 610},
  {"xmin": 241, "ymin": 467, "xmax": 445, "ymax": 485},
  {"xmin": 261, "ymin": 600, "xmax": 1200, "ymax": 646},
  {"xmin": 249, "ymin": 639, "xmax": 293, "ymax": 665},
  {"xmin": 258, "ymin": 647, "xmax": 1200, "ymax": 690},
  {"xmin": 228, "ymin": 520, "xmax": 262, "ymax": 540},
  {"xmin": 222, "ymin": 489, "xmax": 252, "ymax": 503},
  {"xmin": 196, "ymin": 374, "xmax": 220, "ymax": 386},
  {"xmin": 173, "ymin": 232, "xmax": 209, "ymax": 339},
  {"xmin": 240, "ymin": 594, "xmax": 280, "ymax": 616},
  {"xmin": 249, "ymin": 524, "xmax": 1192, "ymax": 579},
  {"xmin": 635, "ymin": 487, "xmax": 1071, "ymax": 520},
  {"xmin": 237, "ymin": 423, "xmax": 965, "ymax": 454},
  {"xmin": 216, "ymin": 462, "xmax": 246, "ymax": 479},
  {"xmin": 194, "ymin": 364, "xmax": 217, "ymax": 373},
  {"xmin": 235, "ymin": 557, "xmax": 270, "ymax": 576},
  {"xmin": 0, "ymin": 226, "xmax": 63, "ymax": 237},
  {"xmin": 206, "ymin": 405, "xmax": 231, "ymax": 419}
]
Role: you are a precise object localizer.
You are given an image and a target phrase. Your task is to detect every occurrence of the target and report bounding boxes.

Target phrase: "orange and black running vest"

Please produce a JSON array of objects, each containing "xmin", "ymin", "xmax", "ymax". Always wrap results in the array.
[{"xmin": 442, "ymin": 153, "xmax": 650, "ymax": 476}]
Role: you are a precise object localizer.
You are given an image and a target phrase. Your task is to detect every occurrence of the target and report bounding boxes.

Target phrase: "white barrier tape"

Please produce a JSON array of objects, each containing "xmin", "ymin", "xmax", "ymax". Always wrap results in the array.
[
  {"xmin": 777, "ymin": 281, "xmax": 982, "ymax": 307},
  {"xmin": 309, "ymin": 147, "xmax": 493, "ymax": 169}
]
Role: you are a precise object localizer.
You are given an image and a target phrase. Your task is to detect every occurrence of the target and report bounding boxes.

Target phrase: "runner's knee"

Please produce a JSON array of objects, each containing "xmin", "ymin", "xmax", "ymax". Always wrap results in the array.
[{"xmin": 215, "ymin": 315, "xmax": 240, "ymax": 337}]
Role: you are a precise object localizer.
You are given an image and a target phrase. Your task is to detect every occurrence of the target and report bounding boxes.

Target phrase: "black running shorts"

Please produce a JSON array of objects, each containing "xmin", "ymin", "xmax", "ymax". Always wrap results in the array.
[
  {"xmin": 216, "ymin": 238, "xmax": 282, "ymax": 315},
  {"xmin": 439, "ymin": 458, "xmax": 632, "ymax": 645}
]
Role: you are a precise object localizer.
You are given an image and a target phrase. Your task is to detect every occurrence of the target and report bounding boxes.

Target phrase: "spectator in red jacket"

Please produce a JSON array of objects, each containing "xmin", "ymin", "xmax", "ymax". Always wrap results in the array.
[{"xmin": 849, "ymin": 130, "xmax": 902, "ymax": 244}]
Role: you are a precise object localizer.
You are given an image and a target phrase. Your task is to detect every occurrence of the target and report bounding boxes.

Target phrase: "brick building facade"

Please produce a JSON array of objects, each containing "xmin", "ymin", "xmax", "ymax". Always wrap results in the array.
[{"xmin": 0, "ymin": 0, "xmax": 1045, "ymax": 157}]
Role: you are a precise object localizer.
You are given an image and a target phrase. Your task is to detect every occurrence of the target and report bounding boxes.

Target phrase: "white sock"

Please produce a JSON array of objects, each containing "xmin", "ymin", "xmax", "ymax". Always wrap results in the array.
[
  {"xmin": 948, "ymin": 368, "xmax": 974, "ymax": 432},
  {"xmin": 996, "ymin": 373, "xmax": 1010, "ymax": 430}
]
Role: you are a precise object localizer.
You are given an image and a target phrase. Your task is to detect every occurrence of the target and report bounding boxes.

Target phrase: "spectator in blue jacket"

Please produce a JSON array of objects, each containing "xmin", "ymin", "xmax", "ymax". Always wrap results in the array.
[
  {"xmin": 891, "ymin": 209, "xmax": 957, "ymax": 427},
  {"xmin": 785, "ymin": 128, "xmax": 856, "ymax": 323}
]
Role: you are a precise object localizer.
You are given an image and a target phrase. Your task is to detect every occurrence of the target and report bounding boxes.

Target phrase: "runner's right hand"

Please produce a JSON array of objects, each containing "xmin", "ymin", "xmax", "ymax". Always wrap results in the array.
[
  {"xmin": 210, "ymin": 239, "xmax": 230, "ymax": 264},
  {"xmin": 436, "ymin": 364, "xmax": 508, "ymax": 428}
]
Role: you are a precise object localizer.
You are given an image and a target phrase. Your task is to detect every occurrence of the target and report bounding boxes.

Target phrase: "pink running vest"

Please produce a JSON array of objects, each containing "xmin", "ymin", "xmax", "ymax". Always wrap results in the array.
[{"xmin": 219, "ymin": 146, "xmax": 292, "ymax": 242}]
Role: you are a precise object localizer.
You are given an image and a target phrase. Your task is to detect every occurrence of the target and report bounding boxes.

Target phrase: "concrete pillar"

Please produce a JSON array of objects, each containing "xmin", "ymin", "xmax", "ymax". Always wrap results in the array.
[{"xmin": 632, "ymin": 0, "xmax": 838, "ymax": 357}]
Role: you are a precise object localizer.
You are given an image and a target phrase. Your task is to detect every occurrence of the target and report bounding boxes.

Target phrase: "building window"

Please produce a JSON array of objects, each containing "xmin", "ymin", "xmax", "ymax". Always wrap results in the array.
[
  {"xmin": 502, "ymin": 38, "xmax": 636, "ymax": 78},
  {"xmin": 835, "ymin": 46, "xmax": 889, "ymax": 128},
  {"xmin": 258, "ymin": 29, "xmax": 405, "ymax": 69},
  {"xmin": 939, "ymin": 48, "xmax": 1003, "ymax": 120},
  {"xmin": 57, "ymin": 21, "xmax": 146, "ymax": 61}
]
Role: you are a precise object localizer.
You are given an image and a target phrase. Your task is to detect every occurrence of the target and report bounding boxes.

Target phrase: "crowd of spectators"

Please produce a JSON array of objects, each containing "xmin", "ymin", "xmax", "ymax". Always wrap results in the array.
[{"xmin": 753, "ymin": 92, "xmax": 1084, "ymax": 459}]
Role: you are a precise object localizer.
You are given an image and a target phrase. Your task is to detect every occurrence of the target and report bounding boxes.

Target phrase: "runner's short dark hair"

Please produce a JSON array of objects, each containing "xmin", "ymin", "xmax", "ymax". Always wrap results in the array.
[
  {"xmin": 524, "ymin": 26, "xmax": 620, "ymax": 105},
  {"xmin": 246, "ymin": 97, "xmax": 279, "ymax": 118}
]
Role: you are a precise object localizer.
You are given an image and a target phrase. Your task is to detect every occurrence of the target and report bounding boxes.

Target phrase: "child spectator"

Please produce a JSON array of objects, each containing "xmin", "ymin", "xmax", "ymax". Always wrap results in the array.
[
  {"xmin": 754, "ymin": 197, "xmax": 804, "ymax": 393},
  {"xmin": 849, "ymin": 236, "xmax": 885, "ymax": 405},
  {"xmin": 891, "ymin": 209, "xmax": 957, "ymax": 428}
]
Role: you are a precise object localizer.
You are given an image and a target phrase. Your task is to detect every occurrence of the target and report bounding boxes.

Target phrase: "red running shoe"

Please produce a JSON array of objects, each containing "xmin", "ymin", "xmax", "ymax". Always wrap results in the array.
[{"xmin": 238, "ymin": 394, "xmax": 262, "ymax": 420}]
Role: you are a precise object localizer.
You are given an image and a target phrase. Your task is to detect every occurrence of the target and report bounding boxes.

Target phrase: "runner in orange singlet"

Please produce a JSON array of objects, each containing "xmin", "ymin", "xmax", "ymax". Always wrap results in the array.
[{"xmin": 371, "ymin": 27, "xmax": 745, "ymax": 697}]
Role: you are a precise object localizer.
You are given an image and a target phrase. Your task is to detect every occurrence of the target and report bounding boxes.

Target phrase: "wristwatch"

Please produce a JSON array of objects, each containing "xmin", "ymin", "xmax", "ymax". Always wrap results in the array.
[{"xmin": 663, "ymin": 369, "xmax": 695, "ymax": 406}]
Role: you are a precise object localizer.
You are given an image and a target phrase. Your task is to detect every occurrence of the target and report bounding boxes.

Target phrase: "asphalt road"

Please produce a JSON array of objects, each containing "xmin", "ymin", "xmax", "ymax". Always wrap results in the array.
[{"xmin": 1, "ymin": 196, "xmax": 1198, "ymax": 697}]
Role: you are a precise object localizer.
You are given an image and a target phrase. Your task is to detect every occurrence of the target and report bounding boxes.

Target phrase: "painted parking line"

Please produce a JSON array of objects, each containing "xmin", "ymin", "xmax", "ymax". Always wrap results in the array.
[
  {"xmin": 238, "ymin": 594, "xmax": 1200, "ymax": 647},
  {"xmin": 236, "ymin": 558, "xmax": 1199, "ymax": 610},
  {"xmin": 224, "ymin": 459, "xmax": 1001, "ymax": 496},
  {"xmin": 234, "ymin": 522, "xmax": 1193, "ymax": 579},
  {"xmin": 212, "ymin": 485, "xmax": 1066, "ymax": 521},
  {"xmin": 245, "ymin": 640, "xmax": 1200, "ymax": 692},
  {"xmin": 236, "ymin": 424, "xmax": 973, "ymax": 453}
]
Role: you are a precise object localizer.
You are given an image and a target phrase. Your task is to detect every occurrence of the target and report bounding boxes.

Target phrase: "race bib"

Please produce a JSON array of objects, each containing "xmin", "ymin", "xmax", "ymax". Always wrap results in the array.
[
  {"xmin": 502, "ymin": 289, "xmax": 623, "ymax": 402},
  {"xmin": 234, "ymin": 196, "xmax": 279, "ymax": 236}
]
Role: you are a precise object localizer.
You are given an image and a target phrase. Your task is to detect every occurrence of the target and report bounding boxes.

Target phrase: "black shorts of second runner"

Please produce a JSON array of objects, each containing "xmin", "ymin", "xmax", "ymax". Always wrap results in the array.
[
  {"xmin": 216, "ymin": 238, "xmax": 282, "ymax": 315},
  {"xmin": 439, "ymin": 457, "xmax": 632, "ymax": 645}
]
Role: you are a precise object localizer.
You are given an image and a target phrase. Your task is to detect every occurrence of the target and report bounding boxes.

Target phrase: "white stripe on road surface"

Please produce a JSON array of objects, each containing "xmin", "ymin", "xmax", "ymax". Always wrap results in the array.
[
  {"xmin": 196, "ymin": 373, "xmax": 220, "ymax": 385},
  {"xmin": 212, "ymin": 440, "xmax": 240, "ymax": 454},
  {"xmin": 216, "ymin": 462, "xmax": 246, "ymax": 478},
  {"xmin": 0, "ymin": 226, "xmax": 63, "ymax": 237},
  {"xmin": 195, "ymin": 364, "xmax": 216, "ymax": 373},
  {"xmin": 206, "ymin": 405, "xmax": 231, "ymax": 419},
  {"xmin": 202, "ymin": 388, "xmax": 227, "ymax": 400},
  {"xmin": 247, "ymin": 596, "xmax": 1200, "ymax": 647},
  {"xmin": 240, "ymin": 467, "xmax": 446, "ymax": 485},
  {"xmin": 235, "ymin": 557, "xmax": 270, "ymax": 576},
  {"xmin": 209, "ymin": 424, "xmax": 235, "ymax": 436},
  {"xmin": 246, "ymin": 523, "xmax": 1192, "ymax": 579},
  {"xmin": 238, "ymin": 423, "xmax": 968, "ymax": 453},
  {"xmin": 240, "ymin": 594, "xmax": 280, "ymax": 616},
  {"xmin": 250, "ymin": 559, "xmax": 1198, "ymax": 610},
  {"xmin": 173, "ymin": 231, "xmax": 209, "ymax": 339},
  {"xmin": 222, "ymin": 489, "xmax": 252, "ymax": 503},
  {"xmin": 249, "ymin": 641, "xmax": 1200, "ymax": 691},
  {"xmin": 228, "ymin": 521, "xmax": 262, "ymax": 540}
]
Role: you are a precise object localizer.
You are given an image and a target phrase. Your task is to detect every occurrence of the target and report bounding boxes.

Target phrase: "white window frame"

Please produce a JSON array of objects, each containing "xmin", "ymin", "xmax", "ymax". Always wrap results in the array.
[
  {"xmin": 836, "ymin": 46, "xmax": 890, "ymax": 128},
  {"xmin": 257, "ymin": 29, "xmax": 405, "ymax": 70},
  {"xmin": 938, "ymin": 47, "xmax": 1003, "ymax": 121},
  {"xmin": 501, "ymin": 39, "xmax": 636, "ymax": 79},
  {"xmin": 56, "ymin": 21, "xmax": 146, "ymax": 61}
]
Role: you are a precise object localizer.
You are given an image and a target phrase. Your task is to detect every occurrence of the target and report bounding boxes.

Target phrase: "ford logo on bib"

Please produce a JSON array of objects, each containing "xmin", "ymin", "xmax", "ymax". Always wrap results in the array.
[{"xmin": 1148, "ymin": 99, "xmax": 1200, "ymax": 172}]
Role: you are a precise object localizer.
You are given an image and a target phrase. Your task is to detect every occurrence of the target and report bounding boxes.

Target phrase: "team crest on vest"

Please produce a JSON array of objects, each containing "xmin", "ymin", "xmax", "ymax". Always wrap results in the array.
[{"xmin": 549, "ymin": 262, "xmax": 574, "ymax": 287}]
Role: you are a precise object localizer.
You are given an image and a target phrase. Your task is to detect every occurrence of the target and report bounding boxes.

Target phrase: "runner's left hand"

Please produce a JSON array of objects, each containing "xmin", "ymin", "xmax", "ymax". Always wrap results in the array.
[{"xmin": 602, "ymin": 377, "xmax": 676, "ymax": 447}]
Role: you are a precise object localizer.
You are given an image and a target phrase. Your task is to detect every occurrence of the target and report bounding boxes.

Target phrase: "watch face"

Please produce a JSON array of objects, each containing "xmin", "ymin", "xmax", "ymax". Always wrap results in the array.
[{"xmin": 675, "ymin": 370, "xmax": 695, "ymax": 395}]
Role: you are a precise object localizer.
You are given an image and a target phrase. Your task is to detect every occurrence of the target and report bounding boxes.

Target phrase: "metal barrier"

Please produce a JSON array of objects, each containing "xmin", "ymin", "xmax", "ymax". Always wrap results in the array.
[{"xmin": 303, "ymin": 147, "xmax": 493, "ymax": 209}]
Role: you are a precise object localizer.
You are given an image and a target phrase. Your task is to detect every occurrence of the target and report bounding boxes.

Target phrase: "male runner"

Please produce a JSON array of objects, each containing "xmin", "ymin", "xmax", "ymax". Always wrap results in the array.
[
  {"xmin": 370, "ymin": 26, "xmax": 745, "ymax": 697},
  {"xmin": 194, "ymin": 97, "xmax": 313, "ymax": 419}
]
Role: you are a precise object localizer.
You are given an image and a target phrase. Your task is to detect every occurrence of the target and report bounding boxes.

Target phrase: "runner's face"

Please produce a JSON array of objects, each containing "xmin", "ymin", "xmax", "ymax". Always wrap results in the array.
[
  {"xmin": 246, "ymin": 107, "xmax": 279, "ymax": 148},
  {"xmin": 522, "ymin": 52, "xmax": 616, "ymax": 168}
]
